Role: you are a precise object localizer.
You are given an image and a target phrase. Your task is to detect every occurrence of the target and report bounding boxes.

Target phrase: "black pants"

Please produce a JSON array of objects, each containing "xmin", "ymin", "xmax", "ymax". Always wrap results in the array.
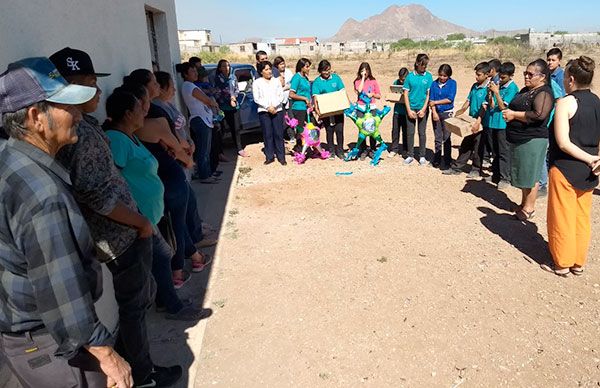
[
  {"xmin": 0, "ymin": 330, "xmax": 106, "ymax": 388},
  {"xmin": 491, "ymin": 128, "xmax": 510, "ymax": 182},
  {"xmin": 323, "ymin": 114, "xmax": 344, "ymax": 154},
  {"xmin": 390, "ymin": 113, "xmax": 408, "ymax": 154},
  {"xmin": 209, "ymin": 123, "xmax": 222, "ymax": 173},
  {"xmin": 432, "ymin": 111, "xmax": 452, "ymax": 166},
  {"xmin": 223, "ymin": 109, "xmax": 243, "ymax": 151},
  {"xmin": 451, "ymin": 130, "xmax": 483, "ymax": 171},
  {"xmin": 107, "ymin": 237, "xmax": 155, "ymax": 384},
  {"xmin": 406, "ymin": 111, "xmax": 428, "ymax": 159},
  {"xmin": 259, "ymin": 111, "xmax": 285, "ymax": 162}
]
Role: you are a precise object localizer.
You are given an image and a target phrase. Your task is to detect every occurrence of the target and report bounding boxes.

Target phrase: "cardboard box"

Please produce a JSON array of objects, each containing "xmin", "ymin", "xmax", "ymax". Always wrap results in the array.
[
  {"xmin": 386, "ymin": 85, "xmax": 404, "ymax": 103},
  {"xmin": 314, "ymin": 90, "xmax": 350, "ymax": 118},
  {"xmin": 445, "ymin": 114, "xmax": 479, "ymax": 137}
]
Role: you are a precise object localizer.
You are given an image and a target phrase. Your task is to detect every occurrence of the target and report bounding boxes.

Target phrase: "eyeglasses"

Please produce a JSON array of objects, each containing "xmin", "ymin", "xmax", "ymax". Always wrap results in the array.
[{"xmin": 523, "ymin": 71, "xmax": 542, "ymax": 78}]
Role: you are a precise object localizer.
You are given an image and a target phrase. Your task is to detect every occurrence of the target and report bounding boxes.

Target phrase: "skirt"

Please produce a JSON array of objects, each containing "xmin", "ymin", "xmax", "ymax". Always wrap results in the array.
[{"xmin": 510, "ymin": 138, "xmax": 548, "ymax": 189}]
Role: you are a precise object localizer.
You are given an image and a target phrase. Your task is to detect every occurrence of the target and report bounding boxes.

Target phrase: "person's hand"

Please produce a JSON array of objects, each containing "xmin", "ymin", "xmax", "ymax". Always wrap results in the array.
[
  {"xmin": 417, "ymin": 109, "xmax": 426, "ymax": 118},
  {"xmin": 431, "ymin": 110, "xmax": 439, "ymax": 122},
  {"xmin": 588, "ymin": 156, "xmax": 600, "ymax": 175},
  {"xmin": 429, "ymin": 101, "xmax": 436, "ymax": 108},
  {"xmin": 361, "ymin": 69, "xmax": 367, "ymax": 79},
  {"xmin": 366, "ymin": 92, "xmax": 374, "ymax": 98},
  {"xmin": 502, "ymin": 109, "xmax": 515, "ymax": 122},
  {"xmin": 407, "ymin": 110, "xmax": 417, "ymax": 120},
  {"xmin": 488, "ymin": 81, "xmax": 499, "ymax": 94},
  {"xmin": 267, "ymin": 106, "xmax": 276, "ymax": 114},
  {"xmin": 90, "ymin": 347, "xmax": 132, "ymax": 388},
  {"xmin": 230, "ymin": 97, "xmax": 237, "ymax": 108},
  {"xmin": 137, "ymin": 217, "xmax": 153, "ymax": 239},
  {"xmin": 470, "ymin": 122, "xmax": 480, "ymax": 133}
]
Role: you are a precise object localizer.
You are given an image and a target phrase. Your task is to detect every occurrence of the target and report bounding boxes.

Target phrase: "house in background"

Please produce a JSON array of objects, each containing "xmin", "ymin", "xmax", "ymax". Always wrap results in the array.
[
  {"xmin": 178, "ymin": 29, "xmax": 220, "ymax": 54},
  {"xmin": 275, "ymin": 36, "xmax": 319, "ymax": 57},
  {"xmin": 520, "ymin": 29, "xmax": 600, "ymax": 49}
]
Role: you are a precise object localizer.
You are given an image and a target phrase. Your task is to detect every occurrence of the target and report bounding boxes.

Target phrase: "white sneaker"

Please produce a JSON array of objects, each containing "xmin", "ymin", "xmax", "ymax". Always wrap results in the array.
[
  {"xmin": 403, "ymin": 156, "xmax": 414, "ymax": 165},
  {"xmin": 419, "ymin": 157, "xmax": 427, "ymax": 166},
  {"xmin": 388, "ymin": 151, "xmax": 397, "ymax": 158}
]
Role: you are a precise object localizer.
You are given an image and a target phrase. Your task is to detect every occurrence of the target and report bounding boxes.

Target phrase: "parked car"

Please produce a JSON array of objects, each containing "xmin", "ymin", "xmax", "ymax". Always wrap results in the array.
[{"xmin": 203, "ymin": 63, "xmax": 260, "ymax": 132}]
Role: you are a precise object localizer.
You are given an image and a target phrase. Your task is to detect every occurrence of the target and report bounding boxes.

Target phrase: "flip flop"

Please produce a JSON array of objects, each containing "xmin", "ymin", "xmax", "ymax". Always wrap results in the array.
[{"xmin": 515, "ymin": 208, "xmax": 535, "ymax": 221}]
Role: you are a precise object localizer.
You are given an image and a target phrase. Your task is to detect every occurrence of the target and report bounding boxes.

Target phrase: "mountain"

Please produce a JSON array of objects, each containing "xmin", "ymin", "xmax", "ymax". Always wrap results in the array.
[{"xmin": 328, "ymin": 4, "xmax": 479, "ymax": 42}]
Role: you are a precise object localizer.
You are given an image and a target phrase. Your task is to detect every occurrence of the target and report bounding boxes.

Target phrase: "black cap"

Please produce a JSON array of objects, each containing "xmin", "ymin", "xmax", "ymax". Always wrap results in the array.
[{"xmin": 49, "ymin": 47, "xmax": 110, "ymax": 78}]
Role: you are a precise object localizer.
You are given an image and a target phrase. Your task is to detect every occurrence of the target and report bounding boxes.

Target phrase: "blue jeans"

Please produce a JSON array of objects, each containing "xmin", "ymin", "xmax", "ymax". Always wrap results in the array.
[
  {"xmin": 106, "ymin": 237, "xmax": 155, "ymax": 384},
  {"xmin": 259, "ymin": 111, "xmax": 285, "ymax": 161},
  {"xmin": 186, "ymin": 183, "xmax": 204, "ymax": 244},
  {"xmin": 151, "ymin": 231, "xmax": 183, "ymax": 314},
  {"xmin": 190, "ymin": 117, "xmax": 213, "ymax": 179},
  {"xmin": 539, "ymin": 148, "xmax": 549, "ymax": 188}
]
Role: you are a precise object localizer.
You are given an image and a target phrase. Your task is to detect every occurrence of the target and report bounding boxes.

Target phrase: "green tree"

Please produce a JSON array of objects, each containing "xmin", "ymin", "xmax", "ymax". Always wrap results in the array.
[{"xmin": 447, "ymin": 33, "xmax": 466, "ymax": 41}]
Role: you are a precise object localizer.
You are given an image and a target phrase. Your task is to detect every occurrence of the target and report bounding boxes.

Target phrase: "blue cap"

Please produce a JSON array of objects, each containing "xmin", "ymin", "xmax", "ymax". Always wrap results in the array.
[{"xmin": 0, "ymin": 57, "xmax": 96, "ymax": 114}]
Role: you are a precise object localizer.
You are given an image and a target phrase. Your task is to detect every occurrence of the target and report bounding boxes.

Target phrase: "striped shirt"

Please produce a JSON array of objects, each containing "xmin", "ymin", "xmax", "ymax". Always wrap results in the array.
[{"xmin": 0, "ymin": 138, "xmax": 112, "ymax": 359}]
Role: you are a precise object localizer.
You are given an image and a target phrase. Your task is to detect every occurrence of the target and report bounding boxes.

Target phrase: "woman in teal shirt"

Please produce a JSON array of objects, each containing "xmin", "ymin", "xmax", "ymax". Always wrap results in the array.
[
  {"xmin": 289, "ymin": 58, "xmax": 313, "ymax": 150},
  {"xmin": 312, "ymin": 59, "xmax": 346, "ymax": 159}
]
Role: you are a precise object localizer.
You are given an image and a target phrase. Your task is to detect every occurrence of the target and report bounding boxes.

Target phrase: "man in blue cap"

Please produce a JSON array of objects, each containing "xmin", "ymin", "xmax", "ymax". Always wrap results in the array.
[{"xmin": 0, "ymin": 57, "xmax": 132, "ymax": 387}]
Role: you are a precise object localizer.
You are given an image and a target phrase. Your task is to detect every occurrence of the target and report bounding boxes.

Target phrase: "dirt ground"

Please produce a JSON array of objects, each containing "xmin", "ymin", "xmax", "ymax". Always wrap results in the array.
[{"xmin": 193, "ymin": 55, "xmax": 600, "ymax": 387}]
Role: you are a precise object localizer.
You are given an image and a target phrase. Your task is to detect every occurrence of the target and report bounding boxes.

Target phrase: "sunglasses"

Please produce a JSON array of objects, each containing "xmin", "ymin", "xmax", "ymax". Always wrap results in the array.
[{"xmin": 523, "ymin": 71, "xmax": 542, "ymax": 78}]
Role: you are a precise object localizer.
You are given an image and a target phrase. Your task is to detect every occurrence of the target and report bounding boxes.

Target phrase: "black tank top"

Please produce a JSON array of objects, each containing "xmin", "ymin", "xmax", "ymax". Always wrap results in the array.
[{"xmin": 549, "ymin": 89, "xmax": 600, "ymax": 191}]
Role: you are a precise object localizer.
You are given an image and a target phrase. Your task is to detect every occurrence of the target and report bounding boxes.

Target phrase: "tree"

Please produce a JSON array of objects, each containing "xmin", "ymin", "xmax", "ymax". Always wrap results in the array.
[
  {"xmin": 447, "ymin": 33, "xmax": 466, "ymax": 41},
  {"xmin": 553, "ymin": 30, "xmax": 568, "ymax": 35}
]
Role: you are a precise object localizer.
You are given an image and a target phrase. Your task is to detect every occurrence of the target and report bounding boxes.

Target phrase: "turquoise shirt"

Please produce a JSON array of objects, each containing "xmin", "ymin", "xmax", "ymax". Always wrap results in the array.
[
  {"xmin": 106, "ymin": 130, "xmax": 165, "ymax": 225},
  {"xmin": 290, "ymin": 73, "xmax": 311, "ymax": 110},
  {"xmin": 404, "ymin": 71, "xmax": 433, "ymax": 111},
  {"xmin": 312, "ymin": 73, "xmax": 345, "ymax": 95},
  {"xmin": 392, "ymin": 79, "xmax": 406, "ymax": 115},
  {"xmin": 467, "ymin": 81, "xmax": 489, "ymax": 118},
  {"xmin": 487, "ymin": 80, "xmax": 519, "ymax": 130}
]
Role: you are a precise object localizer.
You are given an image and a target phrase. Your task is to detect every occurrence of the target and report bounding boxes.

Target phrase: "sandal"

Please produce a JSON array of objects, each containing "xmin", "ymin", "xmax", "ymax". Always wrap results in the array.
[
  {"xmin": 515, "ymin": 208, "xmax": 535, "ymax": 221},
  {"xmin": 570, "ymin": 266, "xmax": 584, "ymax": 276},
  {"xmin": 540, "ymin": 264, "xmax": 570, "ymax": 277},
  {"xmin": 191, "ymin": 253, "xmax": 212, "ymax": 273},
  {"xmin": 172, "ymin": 270, "xmax": 191, "ymax": 289}
]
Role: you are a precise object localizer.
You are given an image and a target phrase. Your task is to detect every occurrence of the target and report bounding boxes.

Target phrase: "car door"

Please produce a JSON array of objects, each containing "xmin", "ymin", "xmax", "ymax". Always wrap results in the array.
[{"xmin": 234, "ymin": 67, "xmax": 260, "ymax": 130}]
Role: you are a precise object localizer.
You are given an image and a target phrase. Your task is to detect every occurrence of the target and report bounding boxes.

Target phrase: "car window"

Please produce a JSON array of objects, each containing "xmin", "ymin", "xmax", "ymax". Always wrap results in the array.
[{"xmin": 235, "ymin": 68, "xmax": 254, "ymax": 92}]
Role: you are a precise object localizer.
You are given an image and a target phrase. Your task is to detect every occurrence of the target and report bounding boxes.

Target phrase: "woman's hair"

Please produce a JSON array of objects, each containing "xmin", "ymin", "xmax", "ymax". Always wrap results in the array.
[
  {"xmin": 256, "ymin": 60, "xmax": 273, "ymax": 75},
  {"xmin": 123, "ymin": 69, "xmax": 153, "ymax": 87},
  {"xmin": 356, "ymin": 62, "xmax": 374, "ymax": 81},
  {"xmin": 175, "ymin": 62, "xmax": 194, "ymax": 79},
  {"xmin": 499, "ymin": 62, "xmax": 516, "ymax": 76},
  {"xmin": 414, "ymin": 53, "xmax": 429, "ymax": 71},
  {"xmin": 318, "ymin": 60, "xmax": 331, "ymax": 73},
  {"xmin": 273, "ymin": 56, "xmax": 285, "ymax": 69},
  {"xmin": 217, "ymin": 59, "xmax": 230, "ymax": 76},
  {"xmin": 528, "ymin": 58, "xmax": 551, "ymax": 84},
  {"xmin": 114, "ymin": 83, "xmax": 147, "ymax": 101},
  {"xmin": 295, "ymin": 58, "xmax": 312, "ymax": 73},
  {"xmin": 102, "ymin": 90, "xmax": 138, "ymax": 130},
  {"xmin": 188, "ymin": 56, "xmax": 202, "ymax": 66},
  {"xmin": 398, "ymin": 67, "xmax": 409, "ymax": 79},
  {"xmin": 154, "ymin": 71, "xmax": 172, "ymax": 90},
  {"xmin": 438, "ymin": 64, "xmax": 453, "ymax": 77},
  {"xmin": 565, "ymin": 56, "xmax": 595, "ymax": 86}
]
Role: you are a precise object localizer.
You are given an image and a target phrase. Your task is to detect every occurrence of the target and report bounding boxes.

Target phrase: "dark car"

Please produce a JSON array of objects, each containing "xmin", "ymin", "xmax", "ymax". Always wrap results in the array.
[{"xmin": 203, "ymin": 63, "xmax": 260, "ymax": 132}]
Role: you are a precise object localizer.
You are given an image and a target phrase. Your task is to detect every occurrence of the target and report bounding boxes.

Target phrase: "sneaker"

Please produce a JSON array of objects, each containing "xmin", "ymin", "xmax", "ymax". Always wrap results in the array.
[
  {"xmin": 328, "ymin": 154, "xmax": 335, "ymax": 160},
  {"xmin": 165, "ymin": 306, "xmax": 213, "ymax": 321},
  {"xmin": 336, "ymin": 151, "xmax": 345, "ymax": 159},
  {"xmin": 388, "ymin": 151, "xmax": 397, "ymax": 158},
  {"xmin": 442, "ymin": 168, "xmax": 461, "ymax": 175},
  {"xmin": 403, "ymin": 156, "xmax": 414, "ymax": 165},
  {"xmin": 467, "ymin": 169, "xmax": 481, "ymax": 178},
  {"xmin": 172, "ymin": 270, "xmax": 191, "ymax": 290},
  {"xmin": 419, "ymin": 157, "xmax": 427, "ymax": 166},
  {"xmin": 136, "ymin": 365, "xmax": 182, "ymax": 388},
  {"xmin": 497, "ymin": 180, "xmax": 510, "ymax": 190},
  {"xmin": 195, "ymin": 237, "xmax": 218, "ymax": 248}
]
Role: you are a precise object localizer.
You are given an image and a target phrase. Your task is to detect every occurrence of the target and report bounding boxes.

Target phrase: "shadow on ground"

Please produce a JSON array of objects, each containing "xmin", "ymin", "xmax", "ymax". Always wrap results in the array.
[{"xmin": 461, "ymin": 179, "xmax": 518, "ymax": 212}]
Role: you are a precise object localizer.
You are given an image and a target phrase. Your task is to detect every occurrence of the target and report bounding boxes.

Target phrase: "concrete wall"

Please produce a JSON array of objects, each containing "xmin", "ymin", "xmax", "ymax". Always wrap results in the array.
[{"xmin": 0, "ymin": 0, "xmax": 181, "ymax": 121}]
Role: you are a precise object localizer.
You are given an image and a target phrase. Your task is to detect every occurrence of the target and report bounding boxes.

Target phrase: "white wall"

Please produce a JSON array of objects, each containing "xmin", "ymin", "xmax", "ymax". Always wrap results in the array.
[{"xmin": 0, "ymin": 0, "xmax": 181, "ymax": 121}]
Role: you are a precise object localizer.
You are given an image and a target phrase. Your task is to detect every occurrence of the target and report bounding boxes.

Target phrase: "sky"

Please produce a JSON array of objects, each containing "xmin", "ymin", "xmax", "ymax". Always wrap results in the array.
[{"xmin": 175, "ymin": 1, "xmax": 600, "ymax": 43}]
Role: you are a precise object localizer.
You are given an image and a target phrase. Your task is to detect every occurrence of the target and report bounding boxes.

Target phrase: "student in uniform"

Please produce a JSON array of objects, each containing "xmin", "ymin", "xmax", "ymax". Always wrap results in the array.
[
  {"xmin": 388, "ymin": 67, "xmax": 409, "ymax": 158},
  {"xmin": 289, "ymin": 58, "xmax": 313, "ymax": 150},
  {"xmin": 428, "ymin": 64, "xmax": 457, "ymax": 168}
]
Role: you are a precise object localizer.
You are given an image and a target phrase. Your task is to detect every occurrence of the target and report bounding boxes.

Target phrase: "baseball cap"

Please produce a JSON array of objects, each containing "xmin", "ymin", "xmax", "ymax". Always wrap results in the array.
[
  {"xmin": 49, "ymin": 47, "xmax": 110, "ymax": 78},
  {"xmin": 0, "ymin": 57, "xmax": 97, "ymax": 114}
]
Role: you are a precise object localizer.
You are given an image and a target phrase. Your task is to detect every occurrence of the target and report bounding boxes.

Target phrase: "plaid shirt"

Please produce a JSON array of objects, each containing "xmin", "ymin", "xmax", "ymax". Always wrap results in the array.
[
  {"xmin": 57, "ymin": 114, "xmax": 138, "ymax": 262},
  {"xmin": 0, "ymin": 138, "xmax": 112, "ymax": 359}
]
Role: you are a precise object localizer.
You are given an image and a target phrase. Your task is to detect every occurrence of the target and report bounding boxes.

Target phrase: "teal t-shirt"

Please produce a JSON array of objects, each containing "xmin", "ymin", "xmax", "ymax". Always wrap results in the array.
[
  {"xmin": 467, "ymin": 82, "xmax": 489, "ymax": 118},
  {"xmin": 311, "ymin": 73, "xmax": 345, "ymax": 95},
  {"xmin": 106, "ymin": 130, "xmax": 165, "ymax": 225},
  {"xmin": 404, "ymin": 71, "xmax": 433, "ymax": 111},
  {"xmin": 487, "ymin": 80, "xmax": 519, "ymax": 130},
  {"xmin": 290, "ymin": 73, "xmax": 311, "ymax": 110},
  {"xmin": 392, "ymin": 79, "xmax": 406, "ymax": 115}
]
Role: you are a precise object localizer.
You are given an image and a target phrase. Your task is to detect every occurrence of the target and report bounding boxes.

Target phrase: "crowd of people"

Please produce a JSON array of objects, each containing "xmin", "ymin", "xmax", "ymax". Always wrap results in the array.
[{"xmin": 0, "ymin": 43, "xmax": 598, "ymax": 388}]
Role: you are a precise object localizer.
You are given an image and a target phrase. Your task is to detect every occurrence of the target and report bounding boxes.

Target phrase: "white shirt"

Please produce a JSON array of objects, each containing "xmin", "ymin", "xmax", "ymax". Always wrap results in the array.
[
  {"xmin": 281, "ymin": 68, "xmax": 294, "ymax": 107},
  {"xmin": 252, "ymin": 76, "xmax": 284, "ymax": 113},
  {"xmin": 181, "ymin": 81, "xmax": 213, "ymax": 127}
]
